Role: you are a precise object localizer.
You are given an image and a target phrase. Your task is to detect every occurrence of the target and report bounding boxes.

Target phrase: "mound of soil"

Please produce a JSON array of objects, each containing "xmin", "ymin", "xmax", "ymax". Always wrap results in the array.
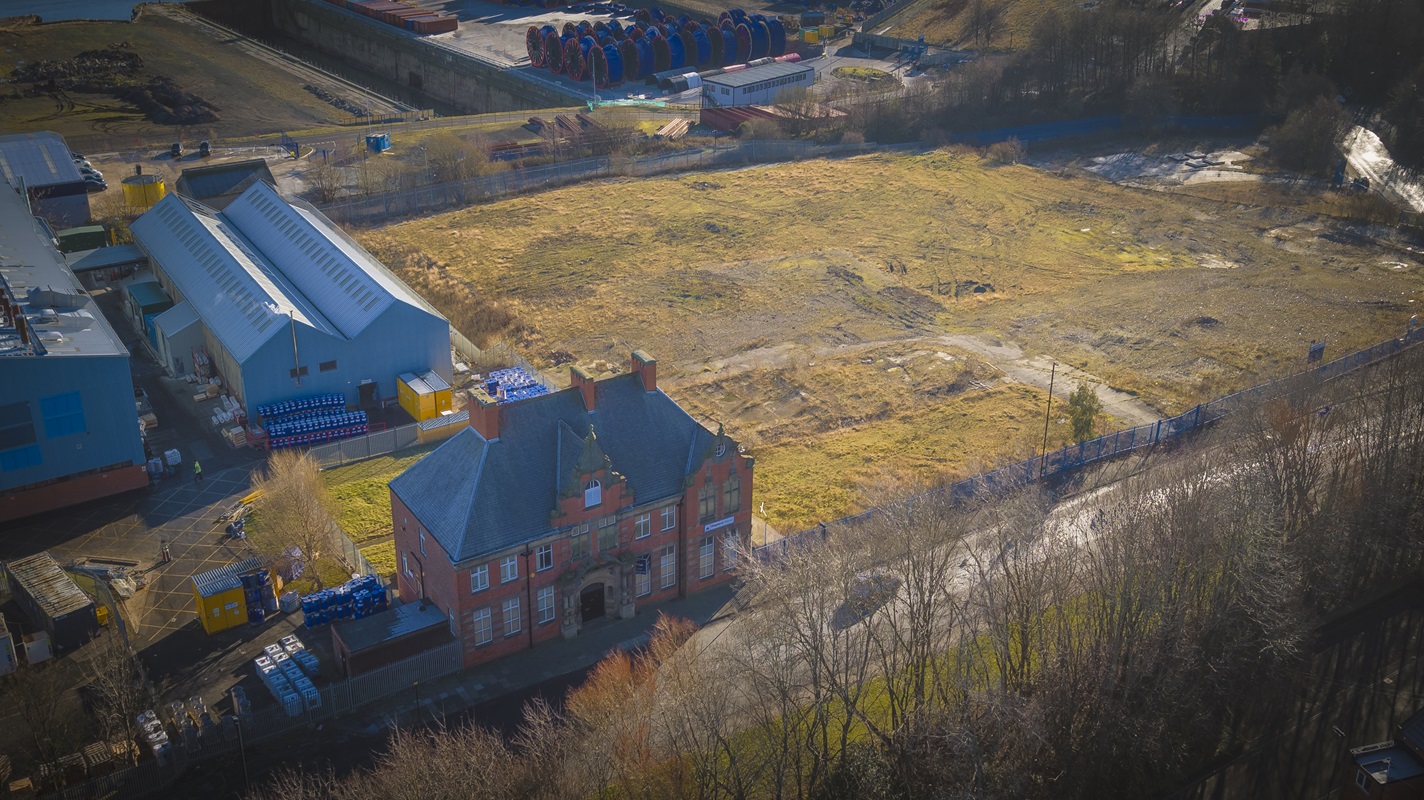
[
  {"xmin": 9, "ymin": 43, "xmax": 219, "ymax": 125},
  {"xmin": 117, "ymin": 76, "xmax": 220, "ymax": 125}
]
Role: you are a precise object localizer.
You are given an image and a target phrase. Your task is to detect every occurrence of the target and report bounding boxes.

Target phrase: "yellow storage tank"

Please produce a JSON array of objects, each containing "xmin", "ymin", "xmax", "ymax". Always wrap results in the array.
[
  {"xmin": 804, "ymin": 28, "xmax": 820, "ymax": 43},
  {"xmin": 192, "ymin": 556, "xmax": 265, "ymax": 635},
  {"xmin": 819, "ymin": 24, "xmax": 835, "ymax": 39},
  {"xmin": 121, "ymin": 173, "xmax": 167, "ymax": 211}
]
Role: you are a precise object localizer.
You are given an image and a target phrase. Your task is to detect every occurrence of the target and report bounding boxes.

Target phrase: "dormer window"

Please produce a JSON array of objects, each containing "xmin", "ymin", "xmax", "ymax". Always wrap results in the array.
[
  {"xmin": 584, "ymin": 478, "xmax": 602, "ymax": 508},
  {"xmin": 715, "ymin": 442, "xmax": 727, "ymax": 458}
]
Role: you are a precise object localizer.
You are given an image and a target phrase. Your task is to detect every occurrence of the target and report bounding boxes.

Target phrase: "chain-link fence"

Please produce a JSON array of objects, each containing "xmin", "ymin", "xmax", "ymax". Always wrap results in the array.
[{"xmin": 756, "ymin": 326, "xmax": 1424, "ymax": 562}]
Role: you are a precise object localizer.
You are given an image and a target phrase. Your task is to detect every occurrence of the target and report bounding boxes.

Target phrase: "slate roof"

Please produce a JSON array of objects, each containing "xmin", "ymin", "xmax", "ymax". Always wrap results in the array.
[{"xmin": 391, "ymin": 374, "xmax": 714, "ymax": 563}]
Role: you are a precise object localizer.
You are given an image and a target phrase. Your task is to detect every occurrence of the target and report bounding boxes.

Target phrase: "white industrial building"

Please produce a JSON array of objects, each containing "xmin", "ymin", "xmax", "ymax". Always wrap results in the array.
[
  {"xmin": 702, "ymin": 61, "xmax": 815, "ymax": 107},
  {"xmin": 129, "ymin": 180, "xmax": 450, "ymax": 415}
]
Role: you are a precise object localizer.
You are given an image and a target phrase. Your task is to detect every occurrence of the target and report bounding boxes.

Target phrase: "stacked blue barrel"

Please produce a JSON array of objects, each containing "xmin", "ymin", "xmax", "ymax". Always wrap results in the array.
[
  {"xmin": 301, "ymin": 574, "xmax": 388, "ymax": 628},
  {"xmin": 257, "ymin": 393, "xmax": 369, "ymax": 450},
  {"xmin": 242, "ymin": 570, "xmax": 272, "ymax": 626}
]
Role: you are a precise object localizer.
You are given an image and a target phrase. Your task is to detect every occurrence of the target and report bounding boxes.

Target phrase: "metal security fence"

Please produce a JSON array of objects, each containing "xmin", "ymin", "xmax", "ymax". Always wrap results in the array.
[
  {"xmin": 318, "ymin": 139, "xmax": 886, "ymax": 224},
  {"xmin": 36, "ymin": 641, "xmax": 463, "ymax": 800},
  {"xmin": 756, "ymin": 327, "xmax": 1424, "ymax": 562},
  {"xmin": 308, "ymin": 423, "xmax": 421, "ymax": 468}
]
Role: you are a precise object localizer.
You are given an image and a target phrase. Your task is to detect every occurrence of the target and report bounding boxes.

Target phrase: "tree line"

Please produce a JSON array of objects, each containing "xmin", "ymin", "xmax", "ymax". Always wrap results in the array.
[
  {"xmin": 251, "ymin": 342, "xmax": 1424, "ymax": 798},
  {"xmin": 815, "ymin": 0, "xmax": 1424, "ymax": 173}
]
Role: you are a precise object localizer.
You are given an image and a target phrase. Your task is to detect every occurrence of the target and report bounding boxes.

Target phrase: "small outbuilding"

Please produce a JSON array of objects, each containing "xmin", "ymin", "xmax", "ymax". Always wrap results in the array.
[
  {"xmin": 192, "ymin": 557, "xmax": 268, "ymax": 635},
  {"xmin": 330, "ymin": 601, "xmax": 450, "ymax": 678},
  {"xmin": 702, "ymin": 61, "xmax": 815, "ymax": 107},
  {"xmin": 5, "ymin": 552, "xmax": 98, "ymax": 654}
]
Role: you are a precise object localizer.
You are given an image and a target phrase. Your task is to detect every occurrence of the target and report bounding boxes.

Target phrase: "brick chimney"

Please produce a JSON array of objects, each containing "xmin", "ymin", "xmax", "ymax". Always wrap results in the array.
[
  {"xmin": 570, "ymin": 366, "xmax": 596, "ymax": 411},
  {"xmin": 16, "ymin": 315, "xmax": 29, "ymax": 346},
  {"xmin": 468, "ymin": 390, "xmax": 500, "ymax": 440},
  {"xmin": 631, "ymin": 351, "xmax": 657, "ymax": 392}
]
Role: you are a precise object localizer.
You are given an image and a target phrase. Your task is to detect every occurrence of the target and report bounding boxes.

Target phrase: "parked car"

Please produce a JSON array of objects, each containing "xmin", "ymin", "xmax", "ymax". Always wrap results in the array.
[
  {"xmin": 79, "ymin": 167, "xmax": 104, "ymax": 181},
  {"xmin": 170, "ymin": 142, "xmax": 183, "ymax": 159},
  {"xmin": 72, "ymin": 157, "xmax": 93, "ymax": 169},
  {"xmin": 198, "ymin": 140, "xmax": 211, "ymax": 158},
  {"xmin": 83, "ymin": 177, "xmax": 108, "ymax": 193},
  {"xmin": 70, "ymin": 151, "xmax": 86, "ymax": 160}
]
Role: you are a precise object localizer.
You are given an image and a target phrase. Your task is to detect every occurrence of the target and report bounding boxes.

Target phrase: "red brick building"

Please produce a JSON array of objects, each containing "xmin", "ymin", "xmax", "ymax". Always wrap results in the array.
[{"xmin": 389, "ymin": 352, "xmax": 753, "ymax": 668}]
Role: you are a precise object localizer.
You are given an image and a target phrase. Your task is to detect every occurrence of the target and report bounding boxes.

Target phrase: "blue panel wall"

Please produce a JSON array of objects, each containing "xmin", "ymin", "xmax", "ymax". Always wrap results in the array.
[{"xmin": 0, "ymin": 355, "xmax": 145, "ymax": 492}]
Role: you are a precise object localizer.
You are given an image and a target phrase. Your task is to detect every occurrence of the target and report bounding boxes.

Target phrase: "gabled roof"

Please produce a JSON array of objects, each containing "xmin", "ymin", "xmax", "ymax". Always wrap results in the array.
[
  {"xmin": 391, "ymin": 374, "xmax": 714, "ymax": 563},
  {"xmin": 130, "ymin": 181, "xmax": 444, "ymax": 365},
  {"xmin": 223, "ymin": 181, "xmax": 433, "ymax": 339},
  {"xmin": 175, "ymin": 159, "xmax": 276, "ymax": 208},
  {"xmin": 153, "ymin": 300, "xmax": 200, "ymax": 337}
]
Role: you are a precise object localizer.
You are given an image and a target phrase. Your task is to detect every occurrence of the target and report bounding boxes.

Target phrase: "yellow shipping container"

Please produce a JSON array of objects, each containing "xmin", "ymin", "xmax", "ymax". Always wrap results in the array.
[
  {"xmin": 192, "ymin": 557, "xmax": 265, "ymax": 635},
  {"xmin": 804, "ymin": 28, "xmax": 820, "ymax": 43},
  {"xmin": 397, "ymin": 370, "xmax": 453, "ymax": 422},
  {"xmin": 819, "ymin": 24, "xmax": 835, "ymax": 38}
]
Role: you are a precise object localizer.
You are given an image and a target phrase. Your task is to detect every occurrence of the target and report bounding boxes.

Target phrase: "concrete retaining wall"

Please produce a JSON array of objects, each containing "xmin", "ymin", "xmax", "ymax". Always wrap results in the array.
[{"xmin": 268, "ymin": 0, "xmax": 571, "ymax": 114}]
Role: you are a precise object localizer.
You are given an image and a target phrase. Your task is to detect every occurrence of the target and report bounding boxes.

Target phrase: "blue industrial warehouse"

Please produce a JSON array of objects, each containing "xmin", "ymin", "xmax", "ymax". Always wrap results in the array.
[
  {"xmin": 129, "ymin": 180, "xmax": 451, "ymax": 416},
  {"xmin": 0, "ymin": 177, "xmax": 147, "ymax": 523}
]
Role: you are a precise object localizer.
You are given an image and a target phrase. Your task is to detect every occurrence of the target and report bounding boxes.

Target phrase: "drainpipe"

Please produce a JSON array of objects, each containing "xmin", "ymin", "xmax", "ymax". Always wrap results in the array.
[
  {"xmin": 678, "ymin": 498, "xmax": 688, "ymax": 600},
  {"xmin": 523, "ymin": 547, "xmax": 535, "ymax": 650}
]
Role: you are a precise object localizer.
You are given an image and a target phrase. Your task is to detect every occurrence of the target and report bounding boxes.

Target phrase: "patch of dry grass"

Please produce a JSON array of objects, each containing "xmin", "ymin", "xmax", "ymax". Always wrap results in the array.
[
  {"xmin": 367, "ymin": 150, "xmax": 1423, "ymax": 530},
  {"xmin": 875, "ymin": 0, "xmax": 1080, "ymax": 48}
]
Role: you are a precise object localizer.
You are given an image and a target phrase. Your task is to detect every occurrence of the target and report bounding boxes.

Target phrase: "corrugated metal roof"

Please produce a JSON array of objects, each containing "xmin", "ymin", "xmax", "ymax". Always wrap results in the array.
[
  {"xmin": 6, "ymin": 552, "xmax": 93, "ymax": 619},
  {"xmin": 130, "ymin": 182, "xmax": 444, "ymax": 366},
  {"xmin": 391, "ymin": 374, "xmax": 715, "ymax": 562},
  {"xmin": 0, "ymin": 132, "xmax": 84, "ymax": 189},
  {"xmin": 226, "ymin": 182, "xmax": 408, "ymax": 339},
  {"xmin": 153, "ymin": 299, "xmax": 200, "ymax": 337},
  {"xmin": 704, "ymin": 61, "xmax": 813, "ymax": 90},
  {"xmin": 65, "ymin": 244, "xmax": 147, "ymax": 273},
  {"xmin": 333, "ymin": 601, "xmax": 447, "ymax": 653},
  {"xmin": 191, "ymin": 556, "xmax": 266, "ymax": 598},
  {"xmin": 130, "ymin": 192, "xmax": 339, "ymax": 363}
]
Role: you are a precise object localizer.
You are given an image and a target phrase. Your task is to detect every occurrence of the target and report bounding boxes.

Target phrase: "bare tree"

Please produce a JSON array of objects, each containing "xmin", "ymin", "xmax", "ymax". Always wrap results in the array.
[
  {"xmin": 82, "ymin": 629, "xmax": 152, "ymax": 763},
  {"xmin": 252, "ymin": 450, "xmax": 343, "ymax": 589},
  {"xmin": 4, "ymin": 663, "xmax": 79, "ymax": 766}
]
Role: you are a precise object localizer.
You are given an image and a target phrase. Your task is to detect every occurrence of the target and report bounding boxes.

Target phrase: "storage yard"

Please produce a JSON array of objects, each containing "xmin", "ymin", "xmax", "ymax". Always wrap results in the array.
[{"xmin": 364, "ymin": 149, "xmax": 1424, "ymax": 530}]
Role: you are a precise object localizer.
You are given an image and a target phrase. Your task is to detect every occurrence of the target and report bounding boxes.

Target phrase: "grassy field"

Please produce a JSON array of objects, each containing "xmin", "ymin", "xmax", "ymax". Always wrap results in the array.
[
  {"xmin": 871, "ymin": 0, "xmax": 1080, "ymax": 48},
  {"xmin": 364, "ymin": 150, "xmax": 1422, "ymax": 531},
  {"xmin": 322, "ymin": 443, "xmax": 441, "ymax": 577},
  {"xmin": 0, "ymin": 11, "xmax": 342, "ymax": 144}
]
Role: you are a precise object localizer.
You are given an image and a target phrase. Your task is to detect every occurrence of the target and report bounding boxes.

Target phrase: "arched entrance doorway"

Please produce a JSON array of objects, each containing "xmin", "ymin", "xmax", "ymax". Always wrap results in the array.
[{"xmin": 580, "ymin": 583, "xmax": 606, "ymax": 623}]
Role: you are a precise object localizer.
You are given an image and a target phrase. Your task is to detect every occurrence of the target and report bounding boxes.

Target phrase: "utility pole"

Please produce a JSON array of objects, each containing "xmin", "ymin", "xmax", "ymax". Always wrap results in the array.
[{"xmin": 1039, "ymin": 362, "xmax": 1056, "ymax": 478}]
